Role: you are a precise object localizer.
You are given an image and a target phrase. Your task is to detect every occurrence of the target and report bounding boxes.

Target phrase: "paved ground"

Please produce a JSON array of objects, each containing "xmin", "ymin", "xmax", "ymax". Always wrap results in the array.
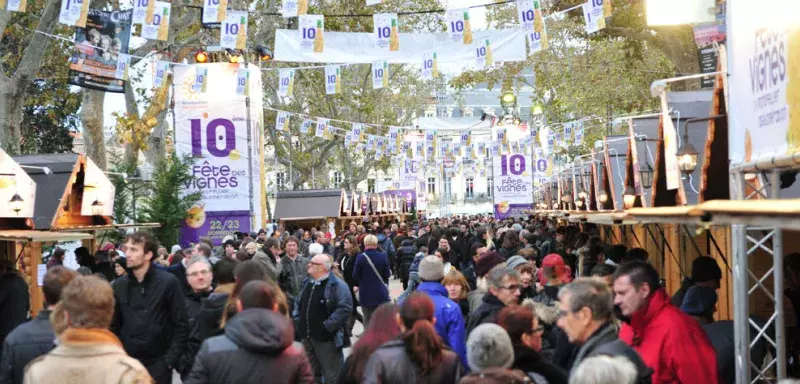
[{"xmin": 174, "ymin": 277, "xmax": 405, "ymax": 382}]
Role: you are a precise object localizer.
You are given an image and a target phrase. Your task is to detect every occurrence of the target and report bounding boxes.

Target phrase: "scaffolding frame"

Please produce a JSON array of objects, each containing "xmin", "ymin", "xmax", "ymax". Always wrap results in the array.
[{"xmin": 732, "ymin": 170, "xmax": 786, "ymax": 383}]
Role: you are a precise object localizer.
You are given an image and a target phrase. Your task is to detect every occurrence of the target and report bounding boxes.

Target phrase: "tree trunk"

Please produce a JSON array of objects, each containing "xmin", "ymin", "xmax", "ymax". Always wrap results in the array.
[
  {"xmin": 0, "ymin": 0, "xmax": 61, "ymax": 154},
  {"xmin": 81, "ymin": 90, "xmax": 108, "ymax": 170},
  {"xmin": 0, "ymin": 79, "xmax": 23, "ymax": 154}
]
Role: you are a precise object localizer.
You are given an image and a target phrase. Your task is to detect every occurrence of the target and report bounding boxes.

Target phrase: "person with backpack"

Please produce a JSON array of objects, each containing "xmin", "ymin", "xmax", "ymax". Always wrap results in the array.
[{"xmin": 352, "ymin": 235, "xmax": 391, "ymax": 327}]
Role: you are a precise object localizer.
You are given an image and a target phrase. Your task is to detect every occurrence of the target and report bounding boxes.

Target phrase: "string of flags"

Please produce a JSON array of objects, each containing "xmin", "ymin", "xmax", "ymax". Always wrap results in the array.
[{"xmin": 266, "ymin": 107, "xmax": 589, "ymax": 164}]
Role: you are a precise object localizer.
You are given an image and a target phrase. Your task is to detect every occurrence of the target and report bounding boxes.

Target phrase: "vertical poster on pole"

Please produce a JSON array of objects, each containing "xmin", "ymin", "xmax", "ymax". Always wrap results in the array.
[
  {"xmin": 727, "ymin": 0, "xmax": 799, "ymax": 166},
  {"xmin": 68, "ymin": 9, "xmax": 132, "ymax": 93},
  {"xmin": 492, "ymin": 152, "xmax": 533, "ymax": 219},
  {"xmin": 174, "ymin": 63, "xmax": 261, "ymax": 246}
]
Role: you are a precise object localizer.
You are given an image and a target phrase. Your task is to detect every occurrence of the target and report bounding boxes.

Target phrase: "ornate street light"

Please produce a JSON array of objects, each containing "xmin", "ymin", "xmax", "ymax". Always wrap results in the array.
[
  {"xmin": 640, "ymin": 162, "xmax": 655, "ymax": 189},
  {"xmin": 677, "ymin": 141, "xmax": 699, "ymax": 174},
  {"xmin": 623, "ymin": 186, "xmax": 637, "ymax": 209},
  {"xmin": 575, "ymin": 199, "xmax": 584, "ymax": 208},
  {"xmin": 598, "ymin": 190, "xmax": 609, "ymax": 205},
  {"xmin": 91, "ymin": 199, "xmax": 104, "ymax": 216},
  {"xmin": 9, "ymin": 193, "xmax": 24, "ymax": 215}
]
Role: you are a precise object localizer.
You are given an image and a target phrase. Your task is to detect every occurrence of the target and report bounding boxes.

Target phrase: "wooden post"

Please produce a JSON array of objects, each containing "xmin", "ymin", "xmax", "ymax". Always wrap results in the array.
[{"xmin": 25, "ymin": 241, "xmax": 43, "ymax": 317}]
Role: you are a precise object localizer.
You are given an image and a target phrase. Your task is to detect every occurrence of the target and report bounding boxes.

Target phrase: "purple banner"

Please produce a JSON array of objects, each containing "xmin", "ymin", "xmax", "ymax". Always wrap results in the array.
[
  {"xmin": 180, "ymin": 210, "xmax": 251, "ymax": 247},
  {"xmin": 381, "ymin": 189, "xmax": 416, "ymax": 207},
  {"xmin": 493, "ymin": 203, "xmax": 531, "ymax": 220}
]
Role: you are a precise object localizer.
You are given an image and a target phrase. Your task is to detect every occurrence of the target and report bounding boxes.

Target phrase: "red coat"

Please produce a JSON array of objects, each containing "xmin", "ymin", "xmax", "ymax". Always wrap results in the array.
[{"xmin": 619, "ymin": 289, "xmax": 719, "ymax": 384}]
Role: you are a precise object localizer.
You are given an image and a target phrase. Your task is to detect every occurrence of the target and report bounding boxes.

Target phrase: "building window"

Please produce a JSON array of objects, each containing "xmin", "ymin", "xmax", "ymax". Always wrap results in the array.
[
  {"xmin": 487, "ymin": 176, "xmax": 493, "ymax": 197},
  {"xmin": 367, "ymin": 178, "xmax": 375, "ymax": 193},
  {"xmin": 444, "ymin": 176, "xmax": 452, "ymax": 199},
  {"xmin": 276, "ymin": 172, "xmax": 287, "ymax": 191},
  {"xmin": 332, "ymin": 171, "xmax": 343, "ymax": 186},
  {"xmin": 424, "ymin": 110, "xmax": 435, "ymax": 118},
  {"xmin": 427, "ymin": 177, "xmax": 436, "ymax": 195},
  {"xmin": 465, "ymin": 177, "xmax": 474, "ymax": 198}
]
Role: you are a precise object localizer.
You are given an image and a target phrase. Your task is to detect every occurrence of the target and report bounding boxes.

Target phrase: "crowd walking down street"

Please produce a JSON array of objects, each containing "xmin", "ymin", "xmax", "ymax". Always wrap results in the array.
[{"xmin": 0, "ymin": 214, "xmax": 795, "ymax": 384}]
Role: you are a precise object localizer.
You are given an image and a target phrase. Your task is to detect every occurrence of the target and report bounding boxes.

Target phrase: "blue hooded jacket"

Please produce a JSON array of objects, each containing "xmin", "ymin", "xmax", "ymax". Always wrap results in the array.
[{"xmin": 413, "ymin": 282, "xmax": 468, "ymax": 370}]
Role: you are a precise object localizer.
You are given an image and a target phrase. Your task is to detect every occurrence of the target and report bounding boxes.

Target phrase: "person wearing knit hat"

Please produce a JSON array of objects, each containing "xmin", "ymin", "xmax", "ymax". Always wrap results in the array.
[
  {"xmin": 505, "ymin": 255, "xmax": 528, "ymax": 271},
  {"xmin": 465, "ymin": 323, "xmax": 515, "ymax": 372},
  {"xmin": 468, "ymin": 251, "xmax": 507, "ymax": 313},
  {"xmin": 680, "ymin": 285, "xmax": 718, "ymax": 323},
  {"xmin": 670, "ymin": 256, "xmax": 722, "ymax": 308},
  {"xmin": 413, "ymin": 256, "xmax": 468, "ymax": 368}
]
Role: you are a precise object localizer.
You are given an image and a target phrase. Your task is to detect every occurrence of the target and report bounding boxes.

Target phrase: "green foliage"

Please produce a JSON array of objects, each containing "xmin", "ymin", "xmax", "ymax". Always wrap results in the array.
[
  {"xmin": 20, "ymin": 79, "xmax": 80, "ymax": 154},
  {"xmin": 140, "ymin": 153, "xmax": 201, "ymax": 247}
]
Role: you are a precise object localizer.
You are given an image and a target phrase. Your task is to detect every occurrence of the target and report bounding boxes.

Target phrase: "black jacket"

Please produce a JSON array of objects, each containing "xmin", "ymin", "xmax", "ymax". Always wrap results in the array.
[
  {"xmin": 197, "ymin": 289, "xmax": 231, "ymax": 342},
  {"xmin": 396, "ymin": 239, "xmax": 417, "ymax": 281},
  {"xmin": 95, "ymin": 262, "xmax": 117, "ymax": 283},
  {"xmin": 167, "ymin": 262, "xmax": 191, "ymax": 295},
  {"xmin": 499, "ymin": 246, "xmax": 521, "ymax": 260},
  {"xmin": 511, "ymin": 344, "xmax": 568, "ymax": 384},
  {"xmin": 571, "ymin": 323, "xmax": 652, "ymax": 384},
  {"xmin": 177, "ymin": 290, "xmax": 213, "ymax": 377},
  {"xmin": 361, "ymin": 339, "xmax": 463, "ymax": 384},
  {"xmin": 110, "ymin": 264, "xmax": 189, "ymax": 367},
  {"xmin": 0, "ymin": 273, "xmax": 29, "ymax": 351},
  {"xmin": 466, "ymin": 293, "xmax": 506, "ymax": 335},
  {"xmin": 186, "ymin": 308, "xmax": 314, "ymax": 384},
  {"xmin": 0, "ymin": 310, "xmax": 55, "ymax": 384},
  {"xmin": 414, "ymin": 234, "xmax": 430, "ymax": 252}
]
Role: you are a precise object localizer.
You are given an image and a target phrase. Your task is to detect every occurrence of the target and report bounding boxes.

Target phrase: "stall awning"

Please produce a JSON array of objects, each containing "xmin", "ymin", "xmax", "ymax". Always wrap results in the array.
[
  {"xmin": 695, "ymin": 199, "xmax": 800, "ymax": 229},
  {"xmin": 0, "ymin": 230, "xmax": 94, "ymax": 242},
  {"xmin": 274, "ymin": 189, "xmax": 343, "ymax": 221},
  {"xmin": 584, "ymin": 212, "xmax": 639, "ymax": 225},
  {"xmin": 625, "ymin": 206, "xmax": 704, "ymax": 224},
  {"xmin": 57, "ymin": 223, "xmax": 162, "ymax": 232}
]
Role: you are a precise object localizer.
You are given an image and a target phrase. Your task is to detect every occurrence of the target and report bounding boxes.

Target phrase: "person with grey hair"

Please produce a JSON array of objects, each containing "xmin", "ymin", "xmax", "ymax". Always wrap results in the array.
[
  {"xmin": 556, "ymin": 278, "xmax": 651, "ymax": 384},
  {"xmin": 293, "ymin": 254, "xmax": 352, "ymax": 384},
  {"xmin": 568, "ymin": 355, "xmax": 638, "ymax": 384},
  {"xmin": 176, "ymin": 256, "xmax": 215, "ymax": 380},
  {"xmin": 352, "ymin": 234, "xmax": 391, "ymax": 327},
  {"xmin": 466, "ymin": 266, "xmax": 521, "ymax": 335}
]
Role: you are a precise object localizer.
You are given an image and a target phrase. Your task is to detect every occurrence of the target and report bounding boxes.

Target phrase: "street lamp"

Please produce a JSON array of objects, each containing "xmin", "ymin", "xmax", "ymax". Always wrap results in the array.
[
  {"xmin": 575, "ymin": 199, "xmax": 584, "ymax": 208},
  {"xmin": 598, "ymin": 190, "xmax": 609, "ymax": 205},
  {"xmin": 91, "ymin": 199, "xmax": 104, "ymax": 216},
  {"xmin": 9, "ymin": 192, "xmax": 23, "ymax": 215},
  {"xmin": 623, "ymin": 186, "xmax": 637, "ymax": 209},
  {"xmin": 677, "ymin": 140, "xmax": 699, "ymax": 174},
  {"xmin": 531, "ymin": 104, "xmax": 544, "ymax": 116},
  {"xmin": 640, "ymin": 162, "xmax": 655, "ymax": 189}
]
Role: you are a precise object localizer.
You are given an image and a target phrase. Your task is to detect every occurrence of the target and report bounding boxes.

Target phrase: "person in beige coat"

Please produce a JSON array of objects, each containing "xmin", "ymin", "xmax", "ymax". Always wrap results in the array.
[{"xmin": 23, "ymin": 275, "xmax": 152, "ymax": 384}]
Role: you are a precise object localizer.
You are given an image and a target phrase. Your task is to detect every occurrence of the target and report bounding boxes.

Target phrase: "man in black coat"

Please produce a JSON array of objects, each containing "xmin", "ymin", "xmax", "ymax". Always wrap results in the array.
[
  {"xmin": 0, "ymin": 266, "xmax": 76, "ymax": 384},
  {"xmin": 176, "ymin": 256, "xmax": 215, "ymax": 380},
  {"xmin": 556, "ymin": 278, "xmax": 652, "ymax": 384},
  {"xmin": 396, "ymin": 238, "xmax": 417, "ymax": 289},
  {"xmin": 111, "ymin": 232, "xmax": 189, "ymax": 384},
  {"xmin": 466, "ymin": 267, "xmax": 521, "ymax": 335},
  {"xmin": 0, "ymin": 260, "xmax": 29, "ymax": 355}
]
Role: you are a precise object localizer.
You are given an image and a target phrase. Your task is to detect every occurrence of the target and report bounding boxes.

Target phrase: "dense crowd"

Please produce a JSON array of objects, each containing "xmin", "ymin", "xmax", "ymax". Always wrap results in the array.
[{"xmin": 0, "ymin": 214, "xmax": 790, "ymax": 383}]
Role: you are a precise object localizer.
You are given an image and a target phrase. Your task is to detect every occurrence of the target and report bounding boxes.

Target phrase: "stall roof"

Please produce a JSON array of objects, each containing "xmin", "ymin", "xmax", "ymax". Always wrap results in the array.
[
  {"xmin": 58, "ymin": 223, "xmax": 162, "ymax": 232},
  {"xmin": 274, "ymin": 189, "xmax": 344, "ymax": 221},
  {"xmin": 605, "ymin": 135, "xmax": 629, "ymax": 211},
  {"xmin": 0, "ymin": 230, "xmax": 93, "ymax": 242},
  {"xmin": 12, "ymin": 154, "xmax": 79, "ymax": 230},
  {"xmin": 694, "ymin": 199, "xmax": 800, "ymax": 230},
  {"xmin": 625, "ymin": 206, "xmax": 704, "ymax": 224}
]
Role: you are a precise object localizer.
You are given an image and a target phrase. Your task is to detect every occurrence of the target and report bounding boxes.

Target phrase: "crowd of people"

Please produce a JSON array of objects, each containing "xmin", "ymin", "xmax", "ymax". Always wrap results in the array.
[{"xmin": 0, "ymin": 214, "xmax": 792, "ymax": 383}]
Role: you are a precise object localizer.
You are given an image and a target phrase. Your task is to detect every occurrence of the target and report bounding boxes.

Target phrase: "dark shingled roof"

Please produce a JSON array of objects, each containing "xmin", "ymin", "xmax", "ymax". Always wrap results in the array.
[
  {"xmin": 274, "ymin": 189, "xmax": 343, "ymax": 221},
  {"xmin": 12, "ymin": 153, "xmax": 79, "ymax": 230}
]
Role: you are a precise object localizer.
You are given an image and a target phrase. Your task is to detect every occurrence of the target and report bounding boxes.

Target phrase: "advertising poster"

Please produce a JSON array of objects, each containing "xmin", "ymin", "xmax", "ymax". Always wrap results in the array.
[
  {"xmin": 728, "ymin": 0, "xmax": 799, "ymax": 165},
  {"xmin": 492, "ymin": 153, "xmax": 533, "ymax": 219},
  {"xmin": 68, "ymin": 9, "xmax": 132, "ymax": 93},
  {"xmin": 174, "ymin": 64, "xmax": 264, "ymax": 246}
]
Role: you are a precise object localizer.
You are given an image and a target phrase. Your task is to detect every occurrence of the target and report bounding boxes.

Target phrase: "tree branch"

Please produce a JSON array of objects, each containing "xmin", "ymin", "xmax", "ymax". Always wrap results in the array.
[{"xmin": 12, "ymin": 0, "xmax": 61, "ymax": 82}]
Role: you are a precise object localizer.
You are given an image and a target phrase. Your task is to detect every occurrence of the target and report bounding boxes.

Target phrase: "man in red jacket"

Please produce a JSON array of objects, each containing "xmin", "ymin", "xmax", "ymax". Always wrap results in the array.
[{"xmin": 612, "ymin": 260, "xmax": 718, "ymax": 384}]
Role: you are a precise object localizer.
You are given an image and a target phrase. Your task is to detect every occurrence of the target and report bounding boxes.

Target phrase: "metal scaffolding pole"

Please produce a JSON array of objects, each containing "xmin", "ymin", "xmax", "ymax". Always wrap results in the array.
[{"xmin": 731, "ymin": 170, "xmax": 786, "ymax": 383}]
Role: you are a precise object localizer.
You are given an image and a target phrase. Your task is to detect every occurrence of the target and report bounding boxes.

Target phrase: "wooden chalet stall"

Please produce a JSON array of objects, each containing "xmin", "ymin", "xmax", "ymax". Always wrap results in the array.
[
  {"xmin": 274, "ymin": 189, "xmax": 349, "ymax": 233},
  {"xmin": 0, "ymin": 153, "xmax": 118, "ymax": 317}
]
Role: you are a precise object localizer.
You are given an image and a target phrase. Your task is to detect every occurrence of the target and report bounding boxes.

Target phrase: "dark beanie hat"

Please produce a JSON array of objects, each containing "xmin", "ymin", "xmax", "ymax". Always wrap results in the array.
[
  {"xmin": 681, "ymin": 285, "xmax": 718, "ymax": 316},
  {"xmin": 475, "ymin": 251, "xmax": 506, "ymax": 278},
  {"xmin": 691, "ymin": 256, "xmax": 722, "ymax": 283}
]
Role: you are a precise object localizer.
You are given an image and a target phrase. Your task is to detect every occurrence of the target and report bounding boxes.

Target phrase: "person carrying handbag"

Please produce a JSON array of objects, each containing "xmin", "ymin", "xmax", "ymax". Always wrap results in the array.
[{"xmin": 352, "ymin": 235, "xmax": 392, "ymax": 327}]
